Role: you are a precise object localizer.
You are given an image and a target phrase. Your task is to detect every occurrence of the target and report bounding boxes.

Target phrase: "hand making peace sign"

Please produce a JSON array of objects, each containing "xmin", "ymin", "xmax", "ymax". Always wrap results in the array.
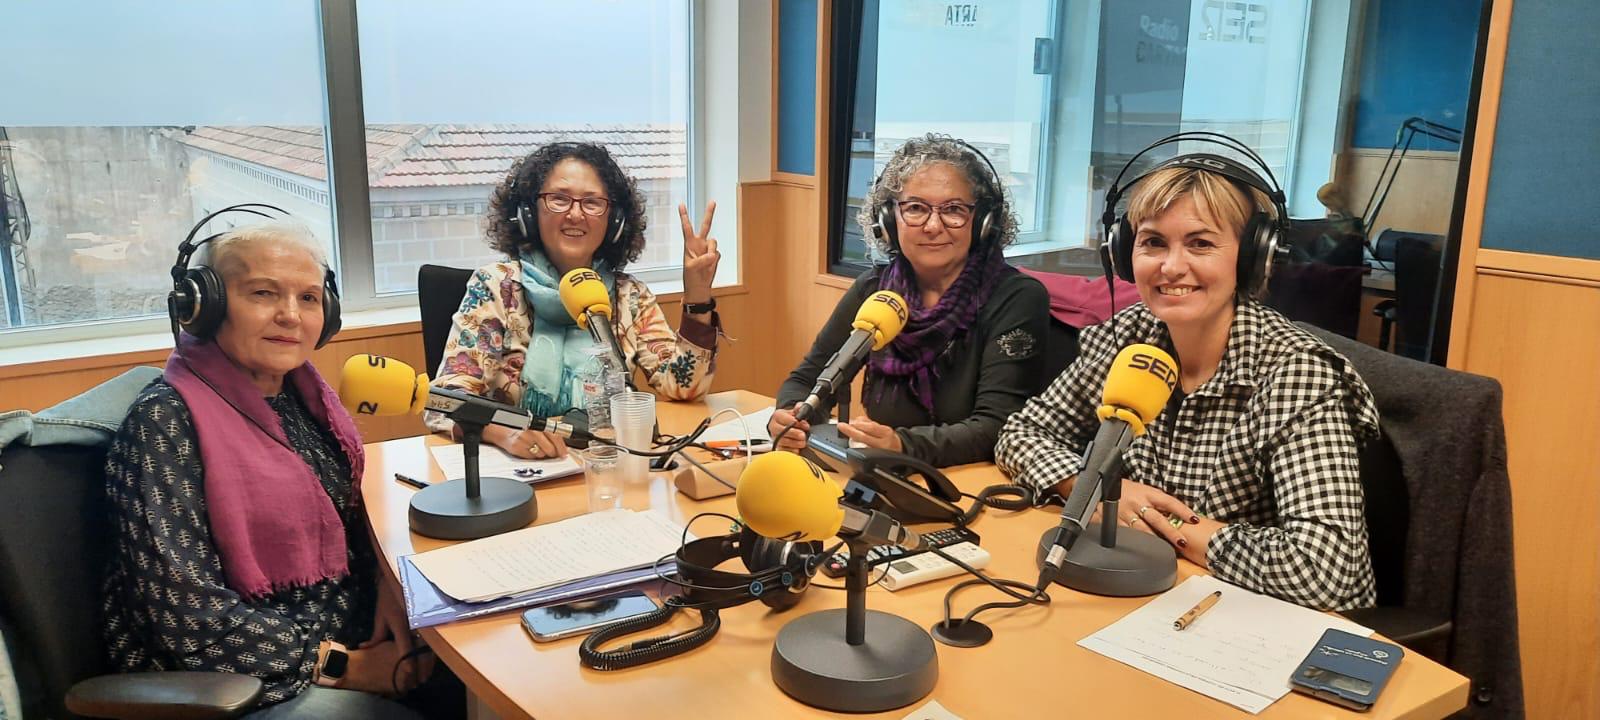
[{"xmin": 679, "ymin": 201, "xmax": 720, "ymax": 308}]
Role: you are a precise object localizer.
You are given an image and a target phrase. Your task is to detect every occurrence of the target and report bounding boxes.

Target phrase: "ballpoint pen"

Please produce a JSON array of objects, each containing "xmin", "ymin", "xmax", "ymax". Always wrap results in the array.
[
  {"xmin": 1173, "ymin": 590, "xmax": 1222, "ymax": 630},
  {"xmin": 393, "ymin": 472, "xmax": 428, "ymax": 490}
]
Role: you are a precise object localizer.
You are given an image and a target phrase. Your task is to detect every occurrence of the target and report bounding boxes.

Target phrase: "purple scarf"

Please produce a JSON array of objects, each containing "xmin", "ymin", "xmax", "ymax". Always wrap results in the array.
[
  {"xmin": 164, "ymin": 335, "xmax": 366, "ymax": 600},
  {"xmin": 869, "ymin": 245, "xmax": 1014, "ymax": 414}
]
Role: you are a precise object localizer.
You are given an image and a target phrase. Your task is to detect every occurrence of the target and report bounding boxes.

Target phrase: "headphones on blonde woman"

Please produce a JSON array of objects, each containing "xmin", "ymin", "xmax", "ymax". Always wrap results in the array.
[
  {"xmin": 167, "ymin": 203, "xmax": 342, "ymax": 348},
  {"xmin": 1101, "ymin": 132, "xmax": 1289, "ymax": 299},
  {"xmin": 872, "ymin": 139, "xmax": 1006, "ymax": 254},
  {"xmin": 579, "ymin": 516, "xmax": 825, "ymax": 670},
  {"xmin": 511, "ymin": 142, "xmax": 629, "ymax": 248}
]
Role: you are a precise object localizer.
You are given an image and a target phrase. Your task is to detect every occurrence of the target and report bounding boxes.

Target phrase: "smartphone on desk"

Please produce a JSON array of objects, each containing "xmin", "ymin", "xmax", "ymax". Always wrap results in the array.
[{"xmin": 520, "ymin": 591, "xmax": 660, "ymax": 642}]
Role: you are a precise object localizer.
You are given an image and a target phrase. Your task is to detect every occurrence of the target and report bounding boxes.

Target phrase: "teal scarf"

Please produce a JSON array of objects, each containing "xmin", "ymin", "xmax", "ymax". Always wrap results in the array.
[{"xmin": 518, "ymin": 252, "xmax": 617, "ymax": 418}]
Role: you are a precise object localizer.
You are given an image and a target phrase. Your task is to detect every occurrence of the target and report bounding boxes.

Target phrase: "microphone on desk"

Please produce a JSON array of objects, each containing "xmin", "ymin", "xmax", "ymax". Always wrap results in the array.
[
  {"xmin": 558, "ymin": 268, "xmax": 632, "ymax": 389},
  {"xmin": 339, "ymin": 354, "xmax": 594, "ymax": 443},
  {"xmin": 339, "ymin": 354, "xmax": 554, "ymax": 540},
  {"xmin": 792, "ymin": 290, "xmax": 909, "ymax": 425},
  {"xmin": 735, "ymin": 451, "xmax": 924, "ymax": 552},
  {"xmin": 1036, "ymin": 343, "xmax": 1179, "ymax": 596}
]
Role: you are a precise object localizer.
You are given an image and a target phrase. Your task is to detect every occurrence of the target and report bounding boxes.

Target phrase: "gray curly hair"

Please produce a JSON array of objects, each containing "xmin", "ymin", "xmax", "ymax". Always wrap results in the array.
[{"xmin": 855, "ymin": 133, "xmax": 1019, "ymax": 256}]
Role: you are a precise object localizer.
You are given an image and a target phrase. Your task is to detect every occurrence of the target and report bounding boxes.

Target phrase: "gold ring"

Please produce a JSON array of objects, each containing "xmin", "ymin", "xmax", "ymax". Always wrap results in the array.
[
  {"xmin": 1126, "ymin": 514, "xmax": 1140, "ymax": 525},
  {"xmin": 1138, "ymin": 506, "xmax": 1151, "ymax": 517}
]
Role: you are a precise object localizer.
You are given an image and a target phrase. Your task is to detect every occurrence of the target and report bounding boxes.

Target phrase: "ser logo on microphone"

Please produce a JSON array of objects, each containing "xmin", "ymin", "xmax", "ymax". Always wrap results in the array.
[
  {"xmin": 1128, "ymin": 352, "xmax": 1179, "ymax": 391},
  {"xmin": 872, "ymin": 292, "xmax": 908, "ymax": 323},
  {"xmin": 565, "ymin": 269, "xmax": 603, "ymax": 288}
]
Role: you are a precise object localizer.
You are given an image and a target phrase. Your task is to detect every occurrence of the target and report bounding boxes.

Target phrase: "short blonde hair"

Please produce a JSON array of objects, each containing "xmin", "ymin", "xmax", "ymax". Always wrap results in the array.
[
  {"xmin": 196, "ymin": 219, "xmax": 329, "ymax": 281},
  {"xmin": 1125, "ymin": 166, "xmax": 1275, "ymax": 239}
]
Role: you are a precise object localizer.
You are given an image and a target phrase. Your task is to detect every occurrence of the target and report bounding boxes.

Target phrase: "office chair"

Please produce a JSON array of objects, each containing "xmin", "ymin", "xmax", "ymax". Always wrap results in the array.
[
  {"xmin": 1371, "ymin": 231, "xmax": 1447, "ymax": 361},
  {"xmin": 418, "ymin": 264, "xmax": 475, "ymax": 378},
  {"xmin": 1040, "ymin": 316, "xmax": 1080, "ymax": 385},
  {"xmin": 0, "ymin": 444, "xmax": 261, "ymax": 719}
]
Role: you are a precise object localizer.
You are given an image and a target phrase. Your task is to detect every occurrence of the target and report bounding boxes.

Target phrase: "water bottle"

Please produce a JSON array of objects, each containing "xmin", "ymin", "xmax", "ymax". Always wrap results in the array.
[{"xmin": 579, "ymin": 347, "xmax": 624, "ymax": 444}]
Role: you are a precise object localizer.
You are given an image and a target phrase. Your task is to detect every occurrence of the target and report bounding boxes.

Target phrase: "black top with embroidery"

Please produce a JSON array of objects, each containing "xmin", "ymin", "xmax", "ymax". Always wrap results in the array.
[
  {"xmin": 777, "ymin": 269, "xmax": 1050, "ymax": 467},
  {"xmin": 996, "ymin": 302, "xmax": 1380, "ymax": 610},
  {"xmin": 101, "ymin": 380, "xmax": 376, "ymax": 707}
]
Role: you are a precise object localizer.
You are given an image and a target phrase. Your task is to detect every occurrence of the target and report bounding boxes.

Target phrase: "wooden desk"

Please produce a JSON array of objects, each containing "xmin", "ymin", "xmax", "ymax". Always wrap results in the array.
[{"xmin": 363, "ymin": 390, "xmax": 1468, "ymax": 720}]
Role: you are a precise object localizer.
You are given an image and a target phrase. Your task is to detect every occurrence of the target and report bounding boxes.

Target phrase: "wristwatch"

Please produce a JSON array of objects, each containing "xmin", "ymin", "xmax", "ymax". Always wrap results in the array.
[
  {"xmin": 313, "ymin": 640, "xmax": 350, "ymax": 687},
  {"xmin": 684, "ymin": 297, "xmax": 717, "ymax": 314}
]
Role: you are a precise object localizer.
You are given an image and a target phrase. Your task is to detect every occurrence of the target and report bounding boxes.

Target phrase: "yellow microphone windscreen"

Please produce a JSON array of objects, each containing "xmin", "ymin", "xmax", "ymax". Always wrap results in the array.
[
  {"xmin": 1100, "ymin": 344, "xmax": 1179, "ymax": 429},
  {"xmin": 851, "ymin": 290, "xmax": 909, "ymax": 350},
  {"xmin": 339, "ymin": 354, "xmax": 428, "ymax": 417},
  {"xmin": 559, "ymin": 268, "xmax": 611, "ymax": 330},
  {"xmin": 735, "ymin": 451, "xmax": 845, "ymax": 541}
]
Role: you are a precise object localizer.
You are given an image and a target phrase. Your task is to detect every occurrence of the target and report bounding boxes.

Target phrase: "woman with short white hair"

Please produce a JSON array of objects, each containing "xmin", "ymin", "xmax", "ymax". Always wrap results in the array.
[{"xmin": 102, "ymin": 217, "xmax": 442, "ymax": 717}]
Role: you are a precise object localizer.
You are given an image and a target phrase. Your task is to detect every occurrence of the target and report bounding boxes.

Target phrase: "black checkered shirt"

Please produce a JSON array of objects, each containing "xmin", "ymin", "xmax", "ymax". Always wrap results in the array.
[{"xmin": 996, "ymin": 301, "xmax": 1379, "ymax": 610}]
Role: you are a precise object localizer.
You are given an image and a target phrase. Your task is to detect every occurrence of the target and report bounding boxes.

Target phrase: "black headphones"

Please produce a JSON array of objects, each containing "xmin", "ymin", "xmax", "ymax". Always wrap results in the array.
[
  {"xmin": 579, "ymin": 518, "xmax": 823, "ymax": 671},
  {"xmin": 510, "ymin": 142, "xmax": 628, "ymax": 249},
  {"xmin": 871, "ymin": 139, "xmax": 1005, "ymax": 254},
  {"xmin": 1101, "ymin": 132, "xmax": 1289, "ymax": 299},
  {"xmin": 168, "ymin": 203, "xmax": 342, "ymax": 349}
]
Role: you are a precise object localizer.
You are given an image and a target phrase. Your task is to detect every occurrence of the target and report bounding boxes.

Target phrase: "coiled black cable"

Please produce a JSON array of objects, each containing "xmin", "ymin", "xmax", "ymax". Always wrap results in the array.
[{"xmin": 578, "ymin": 602, "xmax": 722, "ymax": 671}]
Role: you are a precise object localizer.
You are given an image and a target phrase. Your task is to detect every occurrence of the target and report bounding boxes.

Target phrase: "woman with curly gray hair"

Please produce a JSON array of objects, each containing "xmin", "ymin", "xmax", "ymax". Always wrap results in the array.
[{"xmin": 771, "ymin": 134, "xmax": 1050, "ymax": 467}]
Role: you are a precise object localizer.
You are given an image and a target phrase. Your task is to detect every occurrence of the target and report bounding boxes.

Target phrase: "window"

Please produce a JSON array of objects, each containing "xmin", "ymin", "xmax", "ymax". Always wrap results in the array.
[
  {"xmin": 830, "ymin": 0, "xmax": 1318, "ymax": 274},
  {"xmin": 0, "ymin": 0, "xmax": 706, "ymax": 346},
  {"xmin": 0, "ymin": 1, "xmax": 331, "ymax": 333},
  {"xmin": 355, "ymin": 0, "xmax": 693, "ymax": 295}
]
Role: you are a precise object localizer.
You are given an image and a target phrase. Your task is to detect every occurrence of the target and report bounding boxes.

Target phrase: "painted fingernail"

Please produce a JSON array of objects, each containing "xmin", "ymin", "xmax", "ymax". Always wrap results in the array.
[
  {"xmin": 1189, "ymin": 515, "xmax": 1200, "ymax": 524},
  {"xmin": 1177, "ymin": 538, "xmax": 1188, "ymax": 548}
]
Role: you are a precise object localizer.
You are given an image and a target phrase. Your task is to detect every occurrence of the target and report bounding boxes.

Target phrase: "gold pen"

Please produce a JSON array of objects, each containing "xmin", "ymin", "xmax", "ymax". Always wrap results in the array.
[{"xmin": 1173, "ymin": 590, "xmax": 1222, "ymax": 630}]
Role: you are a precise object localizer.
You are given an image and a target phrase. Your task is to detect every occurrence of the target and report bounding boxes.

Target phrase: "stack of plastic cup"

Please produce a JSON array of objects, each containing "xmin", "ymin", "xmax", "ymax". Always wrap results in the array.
[{"xmin": 609, "ymin": 391, "xmax": 656, "ymax": 510}]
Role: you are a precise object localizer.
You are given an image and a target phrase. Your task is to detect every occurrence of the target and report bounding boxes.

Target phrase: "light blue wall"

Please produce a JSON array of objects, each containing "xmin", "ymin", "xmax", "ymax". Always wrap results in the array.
[{"xmin": 776, "ymin": 0, "xmax": 818, "ymax": 175}]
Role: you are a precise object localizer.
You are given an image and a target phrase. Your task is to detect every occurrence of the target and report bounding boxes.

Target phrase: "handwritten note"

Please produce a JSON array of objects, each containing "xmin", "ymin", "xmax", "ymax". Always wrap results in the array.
[
  {"xmin": 1078, "ymin": 576, "xmax": 1371, "ymax": 713},
  {"xmin": 408, "ymin": 509, "xmax": 688, "ymax": 602},
  {"xmin": 428, "ymin": 443, "xmax": 581, "ymax": 484}
]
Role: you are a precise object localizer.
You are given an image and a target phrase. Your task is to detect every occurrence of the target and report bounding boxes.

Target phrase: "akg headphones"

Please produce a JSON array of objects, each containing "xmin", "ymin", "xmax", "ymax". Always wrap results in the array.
[
  {"xmin": 510, "ymin": 142, "xmax": 628, "ymax": 249},
  {"xmin": 1101, "ymin": 131, "xmax": 1289, "ymax": 299},
  {"xmin": 168, "ymin": 203, "xmax": 342, "ymax": 349},
  {"xmin": 579, "ymin": 518, "xmax": 824, "ymax": 670},
  {"xmin": 871, "ymin": 138, "xmax": 1006, "ymax": 254}
]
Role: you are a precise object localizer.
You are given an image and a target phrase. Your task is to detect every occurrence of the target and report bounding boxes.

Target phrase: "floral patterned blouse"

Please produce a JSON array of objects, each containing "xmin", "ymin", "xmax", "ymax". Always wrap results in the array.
[{"xmin": 428, "ymin": 261, "xmax": 718, "ymax": 429}]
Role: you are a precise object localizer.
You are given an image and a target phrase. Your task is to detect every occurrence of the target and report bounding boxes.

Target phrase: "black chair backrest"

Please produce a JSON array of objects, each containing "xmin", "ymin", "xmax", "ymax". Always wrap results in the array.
[
  {"xmin": 1357, "ymin": 427, "xmax": 1409, "ymax": 608},
  {"xmin": 1391, "ymin": 233, "xmax": 1446, "ymax": 362},
  {"xmin": 1040, "ymin": 317, "xmax": 1080, "ymax": 387},
  {"xmin": 0, "ymin": 444, "xmax": 115, "ymax": 719},
  {"xmin": 418, "ymin": 264, "xmax": 475, "ymax": 378}
]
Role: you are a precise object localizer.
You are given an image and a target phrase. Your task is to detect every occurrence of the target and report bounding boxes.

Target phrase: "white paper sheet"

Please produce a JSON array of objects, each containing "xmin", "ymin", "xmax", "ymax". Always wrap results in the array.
[
  {"xmin": 428, "ymin": 443, "xmax": 581, "ymax": 484},
  {"xmin": 698, "ymin": 406, "xmax": 776, "ymax": 444},
  {"xmin": 408, "ymin": 509, "xmax": 689, "ymax": 602},
  {"xmin": 1078, "ymin": 576, "xmax": 1371, "ymax": 714}
]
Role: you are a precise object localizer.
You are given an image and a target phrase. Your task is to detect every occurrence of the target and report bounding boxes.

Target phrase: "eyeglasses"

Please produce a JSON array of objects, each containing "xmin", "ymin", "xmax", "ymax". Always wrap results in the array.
[
  {"xmin": 538, "ymin": 192, "xmax": 612, "ymax": 216},
  {"xmin": 896, "ymin": 200, "xmax": 976, "ymax": 229}
]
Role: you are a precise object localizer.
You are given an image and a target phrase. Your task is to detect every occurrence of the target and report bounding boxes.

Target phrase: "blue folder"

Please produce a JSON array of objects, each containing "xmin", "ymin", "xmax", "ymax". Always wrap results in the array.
[{"xmin": 398, "ymin": 553, "xmax": 674, "ymax": 629}]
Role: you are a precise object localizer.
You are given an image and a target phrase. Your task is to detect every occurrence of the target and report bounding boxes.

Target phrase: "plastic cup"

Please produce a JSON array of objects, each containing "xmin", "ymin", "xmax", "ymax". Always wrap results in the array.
[
  {"xmin": 577, "ymin": 445, "xmax": 623, "ymax": 513},
  {"xmin": 610, "ymin": 392, "xmax": 656, "ymax": 498}
]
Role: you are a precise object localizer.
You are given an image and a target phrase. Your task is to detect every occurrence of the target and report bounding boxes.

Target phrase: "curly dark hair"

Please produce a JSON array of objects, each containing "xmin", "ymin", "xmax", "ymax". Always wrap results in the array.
[{"xmin": 485, "ymin": 142, "xmax": 648, "ymax": 270}]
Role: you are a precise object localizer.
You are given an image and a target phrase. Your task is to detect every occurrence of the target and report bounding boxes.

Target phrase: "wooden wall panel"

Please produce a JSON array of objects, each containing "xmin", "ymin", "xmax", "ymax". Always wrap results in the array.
[{"xmin": 1459, "ymin": 273, "xmax": 1600, "ymax": 720}]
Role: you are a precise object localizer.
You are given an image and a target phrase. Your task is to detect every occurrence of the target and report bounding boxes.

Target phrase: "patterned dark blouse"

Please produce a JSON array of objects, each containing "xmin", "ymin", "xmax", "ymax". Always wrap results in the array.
[{"xmin": 101, "ymin": 380, "xmax": 376, "ymax": 706}]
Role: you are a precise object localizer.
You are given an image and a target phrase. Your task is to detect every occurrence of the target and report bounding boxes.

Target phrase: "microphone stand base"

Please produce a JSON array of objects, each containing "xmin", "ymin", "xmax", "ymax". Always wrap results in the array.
[
  {"xmin": 409, "ymin": 477, "xmax": 536, "ymax": 540},
  {"xmin": 1034, "ymin": 523, "xmax": 1177, "ymax": 597},
  {"xmin": 930, "ymin": 618, "xmax": 993, "ymax": 648},
  {"xmin": 771, "ymin": 608, "xmax": 938, "ymax": 713}
]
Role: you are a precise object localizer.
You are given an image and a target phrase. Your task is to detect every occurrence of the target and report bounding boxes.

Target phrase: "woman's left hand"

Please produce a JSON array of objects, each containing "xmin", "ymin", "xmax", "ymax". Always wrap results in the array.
[
  {"xmin": 1174, "ymin": 516, "xmax": 1226, "ymax": 569},
  {"xmin": 837, "ymin": 417, "xmax": 903, "ymax": 453},
  {"xmin": 679, "ymin": 201, "xmax": 720, "ymax": 305},
  {"xmin": 362, "ymin": 582, "xmax": 431, "ymax": 691}
]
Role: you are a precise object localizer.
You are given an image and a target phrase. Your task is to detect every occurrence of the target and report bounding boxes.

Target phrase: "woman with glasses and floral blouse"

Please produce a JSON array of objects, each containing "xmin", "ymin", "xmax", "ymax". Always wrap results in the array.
[
  {"xmin": 770, "ymin": 134, "xmax": 1050, "ymax": 467},
  {"xmin": 429, "ymin": 142, "xmax": 722, "ymax": 459}
]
